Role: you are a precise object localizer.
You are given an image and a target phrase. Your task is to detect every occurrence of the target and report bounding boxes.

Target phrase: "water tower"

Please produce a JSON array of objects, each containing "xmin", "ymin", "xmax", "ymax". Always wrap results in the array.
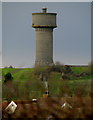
[{"xmin": 32, "ymin": 8, "xmax": 57, "ymax": 66}]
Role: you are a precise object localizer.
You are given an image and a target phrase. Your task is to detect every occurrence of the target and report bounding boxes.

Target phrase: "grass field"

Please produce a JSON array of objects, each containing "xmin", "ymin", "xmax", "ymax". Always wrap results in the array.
[{"xmin": 1, "ymin": 66, "xmax": 92, "ymax": 100}]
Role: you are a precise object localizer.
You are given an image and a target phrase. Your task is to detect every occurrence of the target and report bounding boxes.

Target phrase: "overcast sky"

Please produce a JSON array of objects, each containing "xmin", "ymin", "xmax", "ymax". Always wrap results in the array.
[
  {"xmin": 1, "ymin": 0, "xmax": 92, "ymax": 2},
  {"xmin": 0, "ymin": 1, "xmax": 2, "ymax": 68},
  {"xmin": 2, "ymin": 2, "xmax": 91, "ymax": 68}
]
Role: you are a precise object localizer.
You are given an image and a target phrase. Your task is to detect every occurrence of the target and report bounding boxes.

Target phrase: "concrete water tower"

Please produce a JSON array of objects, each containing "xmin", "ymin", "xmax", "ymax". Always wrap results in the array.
[{"xmin": 32, "ymin": 8, "xmax": 57, "ymax": 66}]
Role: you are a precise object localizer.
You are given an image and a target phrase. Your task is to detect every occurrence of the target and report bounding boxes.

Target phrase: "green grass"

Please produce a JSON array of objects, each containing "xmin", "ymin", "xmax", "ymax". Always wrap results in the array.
[
  {"xmin": 48, "ymin": 71, "xmax": 91, "ymax": 97},
  {"xmin": 2, "ymin": 66, "xmax": 92, "ymax": 100},
  {"xmin": 71, "ymin": 66, "xmax": 89, "ymax": 74}
]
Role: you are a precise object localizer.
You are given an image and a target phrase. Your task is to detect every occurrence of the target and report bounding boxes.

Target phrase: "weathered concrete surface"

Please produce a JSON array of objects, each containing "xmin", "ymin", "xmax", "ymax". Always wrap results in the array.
[
  {"xmin": 35, "ymin": 28, "xmax": 53, "ymax": 66},
  {"xmin": 32, "ymin": 8, "xmax": 57, "ymax": 66}
]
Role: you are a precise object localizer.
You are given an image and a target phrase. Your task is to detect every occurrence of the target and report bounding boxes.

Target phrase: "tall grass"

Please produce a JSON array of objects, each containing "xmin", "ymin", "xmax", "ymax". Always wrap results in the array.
[{"xmin": 2, "ymin": 66, "xmax": 91, "ymax": 100}]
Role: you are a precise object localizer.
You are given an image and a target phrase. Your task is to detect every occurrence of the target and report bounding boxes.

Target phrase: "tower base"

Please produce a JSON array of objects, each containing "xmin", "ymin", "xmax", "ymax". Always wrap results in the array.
[{"xmin": 35, "ymin": 60, "xmax": 54, "ymax": 67}]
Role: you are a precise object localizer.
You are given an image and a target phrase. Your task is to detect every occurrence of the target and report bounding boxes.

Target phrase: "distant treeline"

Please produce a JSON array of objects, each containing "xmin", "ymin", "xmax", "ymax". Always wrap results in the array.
[{"xmin": 68, "ymin": 65, "xmax": 88, "ymax": 67}]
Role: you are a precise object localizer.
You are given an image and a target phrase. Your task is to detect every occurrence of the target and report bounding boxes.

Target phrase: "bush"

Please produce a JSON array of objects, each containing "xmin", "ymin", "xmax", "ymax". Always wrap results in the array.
[{"xmin": 4, "ymin": 72, "xmax": 13, "ymax": 83}]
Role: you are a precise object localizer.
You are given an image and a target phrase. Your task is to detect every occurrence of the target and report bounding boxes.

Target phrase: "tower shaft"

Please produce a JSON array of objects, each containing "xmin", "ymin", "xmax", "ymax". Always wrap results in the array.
[{"xmin": 35, "ymin": 28, "xmax": 53, "ymax": 66}]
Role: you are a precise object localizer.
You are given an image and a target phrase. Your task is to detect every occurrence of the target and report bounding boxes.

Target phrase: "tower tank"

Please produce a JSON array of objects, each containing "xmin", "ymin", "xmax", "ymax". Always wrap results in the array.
[{"xmin": 32, "ymin": 8, "xmax": 57, "ymax": 66}]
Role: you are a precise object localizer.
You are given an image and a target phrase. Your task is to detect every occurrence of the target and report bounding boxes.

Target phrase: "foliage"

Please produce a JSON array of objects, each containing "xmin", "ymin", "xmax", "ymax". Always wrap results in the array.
[
  {"xmin": 2, "ymin": 66, "xmax": 91, "ymax": 100},
  {"xmin": 2, "ymin": 97, "xmax": 92, "ymax": 119}
]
